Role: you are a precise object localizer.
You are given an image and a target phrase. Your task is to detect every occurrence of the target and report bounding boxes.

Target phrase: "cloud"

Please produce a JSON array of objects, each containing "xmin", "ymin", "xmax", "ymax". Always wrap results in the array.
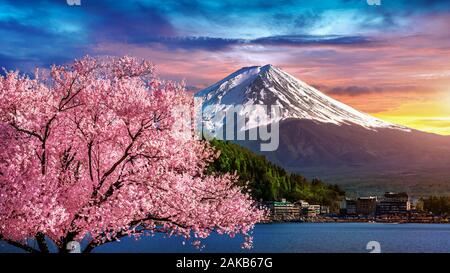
[
  {"xmin": 317, "ymin": 84, "xmax": 434, "ymax": 97},
  {"xmin": 82, "ymin": 1, "xmax": 176, "ymax": 44},
  {"xmin": 1, "ymin": 0, "xmax": 449, "ymax": 71},
  {"xmin": 252, "ymin": 35, "xmax": 378, "ymax": 47},
  {"xmin": 319, "ymin": 85, "xmax": 384, "ymax": 96},
  {"xmin": 123, "ymin": 34, "xmax": 379, "ymax": 52},
  {"xmin": 141, "ymin": 37, "xmax": 245, "ymax": 51}
]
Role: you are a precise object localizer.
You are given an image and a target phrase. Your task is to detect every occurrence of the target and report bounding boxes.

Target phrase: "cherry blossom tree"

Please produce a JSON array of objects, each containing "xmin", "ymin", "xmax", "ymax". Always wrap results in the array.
[{"xmin": 0, "ymin": 56, "xmax": 264, "ymax": 253}]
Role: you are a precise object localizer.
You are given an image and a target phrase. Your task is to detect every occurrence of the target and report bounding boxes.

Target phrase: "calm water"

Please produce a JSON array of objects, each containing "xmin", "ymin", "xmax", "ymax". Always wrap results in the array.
[{"xmin": 2, "ymin": 223, "xmax": 450, "ymax": 253}]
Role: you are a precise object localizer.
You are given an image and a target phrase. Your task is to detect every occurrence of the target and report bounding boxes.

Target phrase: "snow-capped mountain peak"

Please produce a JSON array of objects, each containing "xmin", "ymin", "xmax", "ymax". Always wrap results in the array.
[{"xmin": 195, "ymin": 64, "xmax": 409, "ymax": 132}]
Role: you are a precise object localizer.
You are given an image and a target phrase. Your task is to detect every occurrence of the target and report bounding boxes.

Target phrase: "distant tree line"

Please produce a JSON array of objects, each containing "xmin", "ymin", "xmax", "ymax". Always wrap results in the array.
[
  {"xmin": 208, "ymin": 139, "xmax": 345, "ymax": 206},
  {"xmin": 420, "ymin": 196, "xmax": 450, "ymax": 215}
]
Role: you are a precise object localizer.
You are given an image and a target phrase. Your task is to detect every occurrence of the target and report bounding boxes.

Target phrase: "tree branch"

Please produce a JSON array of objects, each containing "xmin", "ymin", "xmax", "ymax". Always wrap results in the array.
[
  {"xmin": 82, "ymin": 215, "xmax": 183, "ymax": 253},
  {"xmin": 0, "ymin": 235, "xmax": 40, "ymax": 253},
  {"xmin": 9, "ymin": 123, "xmax": 43, "ymax": 142},
  {"xmin": 91, "ymin": 125, "xmax": 145, "ymax": 198},
  {"xmin": 87, "ymin": 141, "xmax": 94, "ymax": 181}
]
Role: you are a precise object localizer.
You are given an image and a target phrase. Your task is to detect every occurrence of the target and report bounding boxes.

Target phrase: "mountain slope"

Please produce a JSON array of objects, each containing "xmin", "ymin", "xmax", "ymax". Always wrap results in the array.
[
  {"xmin": 197, "ymin": 64, "xmax": 408, "ymax": 131},
  {"xmin": 195, "ymin": 65, "xmax": 450, "ymax": 196}
]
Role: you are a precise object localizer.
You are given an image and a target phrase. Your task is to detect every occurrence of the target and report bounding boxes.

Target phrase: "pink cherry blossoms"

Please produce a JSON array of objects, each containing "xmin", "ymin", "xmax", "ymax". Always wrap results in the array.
[{"xmin": 0, "ymin": 56, "xmax": 264, "ymax": 253}]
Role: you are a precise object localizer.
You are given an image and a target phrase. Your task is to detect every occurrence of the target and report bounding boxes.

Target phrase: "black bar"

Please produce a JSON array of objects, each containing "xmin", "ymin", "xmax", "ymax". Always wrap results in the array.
[{"xmin": 0, "ymin": 253, "xmax": 448, "ymax": 272}]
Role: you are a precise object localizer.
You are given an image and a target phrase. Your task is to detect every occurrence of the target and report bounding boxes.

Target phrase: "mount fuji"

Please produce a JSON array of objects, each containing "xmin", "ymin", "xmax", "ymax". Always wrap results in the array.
[{"xmin": 195, "ymin": 65, "xmax": 450, "ymax": 195}]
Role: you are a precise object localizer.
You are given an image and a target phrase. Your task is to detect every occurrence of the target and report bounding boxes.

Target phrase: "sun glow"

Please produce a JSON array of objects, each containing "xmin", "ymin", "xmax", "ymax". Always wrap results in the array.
[{"xmin": 373, "ymin": 95, "xmax": 450, "ymax": 135}]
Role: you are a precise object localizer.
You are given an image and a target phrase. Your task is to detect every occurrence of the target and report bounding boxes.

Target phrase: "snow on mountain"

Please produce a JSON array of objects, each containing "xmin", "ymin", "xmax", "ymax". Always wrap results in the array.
[{"xmin": 195, "ymin": 64, "xmax": 409, "ymax": 132}]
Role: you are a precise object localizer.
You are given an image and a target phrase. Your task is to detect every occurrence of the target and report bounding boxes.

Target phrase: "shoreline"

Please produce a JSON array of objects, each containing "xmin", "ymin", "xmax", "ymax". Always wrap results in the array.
[
  {"xmin": 263, "ymin": 215, "xmax": 450, "ymax": 224},
  {"xmin": 263, "ymin": 220, "xmax": 450, "ymax": 224}
]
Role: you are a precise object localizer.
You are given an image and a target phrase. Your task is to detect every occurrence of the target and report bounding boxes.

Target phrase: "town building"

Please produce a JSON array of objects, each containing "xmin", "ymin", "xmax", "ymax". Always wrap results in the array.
[
  {"xmin": 320, "ymin": 205, "xmax": 330, "ymax": 215},
  {"xmin": 295, "ymin": 201, "xmax": 328, "ymax": 217},
  {"xmin": 356, "ymin": 196, "xmax": 377, "ymax": 216},
  {"xmin": 376, "ymin": 192, "xmax": 411, "ymax": 215},
  {"xmin": 306, "ymin": 205, "xmax": 321, "ymax": 217},
  {"xmin": 339, "ymin": 199, "xmax": 347, "ymax": 214},
  {"xmin": 345, "ymin": 198, "xmax": 357, "ymax": 215},
  {"xmin": 296, "ymin": 200, "xmax": 310, "ymax": 209},
  {"xmin": 311, "ymin": 204, "xmax": 321, "ymax": 214},
  {"xmin": 265, "ymin": 199, "xmax": 300, "ymax": 221}
]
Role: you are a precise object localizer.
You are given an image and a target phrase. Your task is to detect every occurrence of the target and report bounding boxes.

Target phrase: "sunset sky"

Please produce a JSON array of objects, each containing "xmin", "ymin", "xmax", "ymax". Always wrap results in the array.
[{"xmin": 1, "ymin": 0, "xmax": 450, "ymax": 135}]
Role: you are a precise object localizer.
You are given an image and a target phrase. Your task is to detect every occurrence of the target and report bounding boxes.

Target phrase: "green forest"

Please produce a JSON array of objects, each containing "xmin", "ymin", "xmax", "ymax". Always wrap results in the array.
[
  {"xmin": 208, "ymin": 139, "xmax": 345, "ymax": 206},
  {"xmin": 421, "ymin": 196, "xmax": 450, "ymax": 215}
]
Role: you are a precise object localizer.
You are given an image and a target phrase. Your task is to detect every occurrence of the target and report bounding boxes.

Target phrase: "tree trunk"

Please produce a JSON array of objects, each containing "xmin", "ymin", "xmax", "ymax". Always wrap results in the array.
[{"xmin": 35, "ymin": 233, "xmax": 49, "ymax": 253}]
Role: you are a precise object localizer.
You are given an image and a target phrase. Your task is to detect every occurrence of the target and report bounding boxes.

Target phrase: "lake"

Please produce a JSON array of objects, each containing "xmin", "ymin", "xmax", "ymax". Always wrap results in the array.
[{"xmin": 1, "ymin": 223, "xmax": 450, "ymax": 253}]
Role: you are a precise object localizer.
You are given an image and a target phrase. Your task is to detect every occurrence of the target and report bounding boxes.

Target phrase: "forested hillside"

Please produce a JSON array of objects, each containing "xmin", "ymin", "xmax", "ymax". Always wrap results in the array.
[{"xmin": 208, "ymin": 139, "xmax": 345, "ymax": 206}]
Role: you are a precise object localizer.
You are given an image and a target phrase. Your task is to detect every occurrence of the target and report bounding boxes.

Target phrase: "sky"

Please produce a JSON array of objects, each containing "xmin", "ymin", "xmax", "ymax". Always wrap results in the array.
[{"xmin": 1, "ymin": 0, "xmax": 450, "ymax": 135}]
